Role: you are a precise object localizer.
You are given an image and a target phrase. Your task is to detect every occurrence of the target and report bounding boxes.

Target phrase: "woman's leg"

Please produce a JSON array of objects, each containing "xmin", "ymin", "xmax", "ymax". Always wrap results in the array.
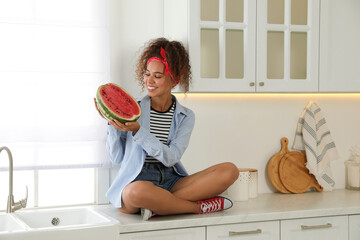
[
  {"xmin": 119, "ymin": 162, "xmax": 239, "ymax": 215},
  {"xmin": 171, "ymin": 162, "xmax": 239, "ymax": 201},
  {"xmin": 119, "ymin": 181, "xmax": 201, "ymax": 215}
]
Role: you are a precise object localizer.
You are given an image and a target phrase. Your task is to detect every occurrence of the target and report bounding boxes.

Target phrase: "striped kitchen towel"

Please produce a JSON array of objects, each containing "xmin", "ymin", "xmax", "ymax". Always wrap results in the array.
[{"xmin": 292, "ymin": 101, "xmax": 338, "ymax": 191}]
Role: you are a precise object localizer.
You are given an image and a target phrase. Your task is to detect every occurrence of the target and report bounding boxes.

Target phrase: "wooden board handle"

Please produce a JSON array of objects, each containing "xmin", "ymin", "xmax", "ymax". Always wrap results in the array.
[
  {"xmin": 280, "ymin": 137, "xmax": 289, "ymax": 155},
  {"xmin": 312, "ymin": 178, "xmax": 324, "ymax": 192}
]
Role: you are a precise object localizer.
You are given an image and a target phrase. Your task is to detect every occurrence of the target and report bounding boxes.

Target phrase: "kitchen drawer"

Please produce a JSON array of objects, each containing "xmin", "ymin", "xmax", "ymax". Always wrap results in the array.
[
  {"xmin": 119, "ymin": 226, "xmax": 205, "ymax": 240},
  {"xmin": 281, "ymin": 215, "xmax": 348, "ymax": 240},
  {"xmin": 207, "ymin": 221, "xmax": 279, "ymax": 240},
  {"xmin": 349, "ymin": 214, "xmax": 360, "ymax": 240}
]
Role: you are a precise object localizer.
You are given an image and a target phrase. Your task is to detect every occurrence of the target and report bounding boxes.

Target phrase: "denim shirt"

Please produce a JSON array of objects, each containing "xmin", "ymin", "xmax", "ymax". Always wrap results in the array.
[{"xmin": 105, "ymin": 95, "xmax": 195, "ymax": 208}]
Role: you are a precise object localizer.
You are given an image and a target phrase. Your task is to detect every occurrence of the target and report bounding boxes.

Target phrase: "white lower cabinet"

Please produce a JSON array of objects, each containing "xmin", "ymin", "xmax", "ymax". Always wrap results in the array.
[
  {"xmin": 349, "ymin": 215, "xmax": 360, "ymax": 240},
  {"xmin": 281, "ymin": 215, "xmax": 348, "ymax": 240},
  {"xmin": 206, "ymin": 221, "xmax": 279, "ymax": 240},
  {"xmin": 119, "ymin": 226, "xmax": 205, "ymax": 240},
  {"xmin": 119, "ymin": 214, "xmax": 356, "ymax": 240}
]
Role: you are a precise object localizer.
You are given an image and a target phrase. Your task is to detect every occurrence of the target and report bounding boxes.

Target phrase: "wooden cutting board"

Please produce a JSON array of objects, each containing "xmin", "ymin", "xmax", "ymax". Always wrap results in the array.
[
  {"xmin": 267, "ymin": 137, "xmax": 291, "ymax": 193},
  {"xmin": 279, "ymin": 151, "xmax": 323, "ymax": 193}
]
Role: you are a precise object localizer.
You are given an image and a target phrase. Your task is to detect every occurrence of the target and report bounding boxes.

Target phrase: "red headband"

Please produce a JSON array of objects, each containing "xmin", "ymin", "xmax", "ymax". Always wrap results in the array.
[{"xmin": 147, "ymin": 47, "xmax": 179, "ymax": 85}]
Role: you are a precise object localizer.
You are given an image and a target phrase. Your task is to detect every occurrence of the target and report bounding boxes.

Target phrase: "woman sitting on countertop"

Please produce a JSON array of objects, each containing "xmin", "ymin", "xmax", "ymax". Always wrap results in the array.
[{"xmin": 94, "ymin": 38, "xmax": 239, "ymax": 220}]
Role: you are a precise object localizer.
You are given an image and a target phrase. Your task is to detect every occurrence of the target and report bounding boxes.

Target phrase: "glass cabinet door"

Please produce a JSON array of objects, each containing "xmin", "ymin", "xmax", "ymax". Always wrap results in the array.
[
  {"xmin": 188, "ymin": 0, "xmax": 256, "ymax": 92},
  {"xmin": 226, "ymin": 29, "xmax": 244, "ymax": 79},
  {"xmin": 257, "ymin": 0, "xmax": 319, "ymax": 92},
  {"xmin": 200, "ymin": 28, "xmax": 219, "ymax": 78},
  {"xmin": 164, "ymin": 0, "xmax": 320, "ymax": 92}
]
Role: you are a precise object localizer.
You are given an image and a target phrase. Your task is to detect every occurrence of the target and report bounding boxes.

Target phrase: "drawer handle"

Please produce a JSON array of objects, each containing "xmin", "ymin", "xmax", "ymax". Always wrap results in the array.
[
  {"xmin": 301, "ymin": 223, "xmax": 332, "ymax": 230},
  {"xmin": 229, "ymin": 229, "xmax": 262, "ymax": 236}
]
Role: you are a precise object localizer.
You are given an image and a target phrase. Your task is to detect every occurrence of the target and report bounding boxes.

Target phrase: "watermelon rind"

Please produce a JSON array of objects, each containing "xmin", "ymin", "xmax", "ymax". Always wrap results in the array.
[
  {"xmin": 96, "ymin": 101, "xmax": 115, "ymax": 122},
  {"xmin": 97, "ymin": 99, "xmax": 133, "ymax": 124},
  {"xmin": 96, "ymin": 83, "xmax": 141, "ymax": 124}
]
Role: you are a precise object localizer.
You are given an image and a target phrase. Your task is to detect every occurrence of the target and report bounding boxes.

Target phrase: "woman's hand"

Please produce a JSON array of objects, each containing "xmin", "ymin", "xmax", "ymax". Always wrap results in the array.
[
  {"xmin": 94, "ymin": 98, "xmax": 140, "ymax": 133},
  {"xmin": 109, "ymin": 120, "xmax": 140, "ymax": 134}
]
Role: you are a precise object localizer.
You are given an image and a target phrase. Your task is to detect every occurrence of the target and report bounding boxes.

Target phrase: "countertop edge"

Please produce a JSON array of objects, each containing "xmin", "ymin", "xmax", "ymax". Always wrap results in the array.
[{"xmin": 95, "ymin": 189, "xmax": 360, "ymax": 234}]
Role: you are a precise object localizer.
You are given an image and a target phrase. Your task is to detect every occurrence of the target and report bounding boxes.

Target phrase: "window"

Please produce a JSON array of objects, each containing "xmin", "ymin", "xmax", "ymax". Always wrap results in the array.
[
  {"xmin": 0, "ymin": 169, "xmax": 95, "ymax": 210},
  {"xmin": 0, "ymin": 0, "xmax": 110, "ymax": 209}
]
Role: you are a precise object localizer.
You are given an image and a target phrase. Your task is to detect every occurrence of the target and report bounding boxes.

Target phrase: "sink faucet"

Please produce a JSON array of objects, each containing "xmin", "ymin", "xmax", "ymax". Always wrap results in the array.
[{"xmin": 0, "ymin": 146, "xmax": 28, "ymax": 213}]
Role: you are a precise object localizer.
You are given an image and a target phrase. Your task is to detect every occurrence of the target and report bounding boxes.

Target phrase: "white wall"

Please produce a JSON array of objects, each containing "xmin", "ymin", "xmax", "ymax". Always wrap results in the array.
[
  {"xmin": 109, "ymin": 0, "xmax": 164, "ymax": 96},
  {"xmin": 109, "ymin": 0, "xmax": 360, "ymax": 193},
  {"xmin": 176, "ymin": 94, "xmax": 360, "ymax": 193}
]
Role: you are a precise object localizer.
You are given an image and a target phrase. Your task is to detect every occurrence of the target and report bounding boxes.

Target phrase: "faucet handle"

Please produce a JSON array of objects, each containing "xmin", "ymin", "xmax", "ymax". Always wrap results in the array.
[
  {"xmin": 13, "ymin": 185, "xmax": 28, "ymax": 211},
  {"xmin": 20, "ymin": 185, "xmax": 28, "ymax": 208}
]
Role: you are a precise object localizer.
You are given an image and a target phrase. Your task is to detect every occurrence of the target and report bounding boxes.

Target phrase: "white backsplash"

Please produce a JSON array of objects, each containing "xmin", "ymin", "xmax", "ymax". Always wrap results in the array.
[{"xmin": 175, "ymin": 94, "xmax": 360, "ymax": 193}]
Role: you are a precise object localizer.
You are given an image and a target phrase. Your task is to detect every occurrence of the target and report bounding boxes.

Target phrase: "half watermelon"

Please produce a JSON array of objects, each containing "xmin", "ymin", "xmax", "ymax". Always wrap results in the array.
[{"xmin": 96, "ymin": 83, "xmax": 141, "ymax": 123}]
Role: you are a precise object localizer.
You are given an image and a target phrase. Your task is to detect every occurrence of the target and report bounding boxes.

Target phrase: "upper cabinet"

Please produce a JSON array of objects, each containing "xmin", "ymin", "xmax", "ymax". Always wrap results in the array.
[
  {"xmin": 319, "ymin": 0, "xmax": 360, "ymax": 92},
  {"xmin": 257, "ymin": 0, "xmax": 319, "ymax": 92},
  {"xmin": 187, "ymin": 0, "xmax": 257, "ymax": 92},
  {"xmin": 165, "ymin": 0, "xmax": 320, "ymax": 92}
]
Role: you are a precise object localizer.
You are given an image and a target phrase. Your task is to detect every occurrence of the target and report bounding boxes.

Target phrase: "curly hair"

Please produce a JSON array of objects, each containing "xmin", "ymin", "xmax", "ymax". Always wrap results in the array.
[{"xmin": 135, "ymin": 38, "xmax": 192, "ymax": 93}]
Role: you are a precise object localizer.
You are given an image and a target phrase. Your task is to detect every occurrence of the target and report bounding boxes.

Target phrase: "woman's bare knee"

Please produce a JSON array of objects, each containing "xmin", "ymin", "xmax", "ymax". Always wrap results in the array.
[
  {"xmin": 218, "ymin": 162, "xmax": 239, "ymax": 185},
  {"xmin": 122, "ymin": 181, "xmax": 154, "ymax": 209},
  {"xmin": 171, "ymin": 162, "xmax": 239, "ymax": 200}
]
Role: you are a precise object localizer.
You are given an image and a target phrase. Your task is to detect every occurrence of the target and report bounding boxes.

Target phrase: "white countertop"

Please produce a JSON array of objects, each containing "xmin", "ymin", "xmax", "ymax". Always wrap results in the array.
[{"xmin": 96, "ymin": 189, "xmax": 360, "ymax": 233}]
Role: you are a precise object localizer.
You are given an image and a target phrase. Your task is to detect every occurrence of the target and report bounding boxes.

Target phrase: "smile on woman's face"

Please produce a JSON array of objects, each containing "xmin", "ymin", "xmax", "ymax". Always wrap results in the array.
[{"xmin": 144, "ymin": 61, "xmax": 175, "ymax": 99}]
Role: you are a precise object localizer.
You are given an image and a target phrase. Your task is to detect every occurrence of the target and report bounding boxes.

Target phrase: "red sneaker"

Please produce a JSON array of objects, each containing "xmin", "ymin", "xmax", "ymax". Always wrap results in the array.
[{"xmin": 196, "ymin": 196, "xmax": 233, "ymax": 214}]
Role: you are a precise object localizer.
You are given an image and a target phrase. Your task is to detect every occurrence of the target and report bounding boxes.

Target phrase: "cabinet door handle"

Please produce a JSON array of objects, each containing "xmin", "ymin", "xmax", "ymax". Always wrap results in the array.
[
  {"xmin": 229, "ymin": 229, "xmax": 262, "ymax": 236},
  {"xmin": 301, "ymin": 223, "xmax": 332, "ymax": 230},
  {"xmin": 259, "ymin": 82, "xmax": 264, "ymax": 86}
]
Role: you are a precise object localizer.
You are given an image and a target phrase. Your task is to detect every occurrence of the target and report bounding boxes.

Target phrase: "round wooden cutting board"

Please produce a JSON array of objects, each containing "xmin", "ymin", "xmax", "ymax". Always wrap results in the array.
[
  {"xmin": 267, "ymin": 137, "xmax": 291, "ymax": 193},
  {"xmin": 279, "ymin": 151, "xmax": 323, "ymax": 193}
]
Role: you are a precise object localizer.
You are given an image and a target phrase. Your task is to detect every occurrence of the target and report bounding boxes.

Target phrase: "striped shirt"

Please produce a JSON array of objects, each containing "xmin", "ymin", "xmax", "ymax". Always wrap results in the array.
[{"xmin": 145, "ymin": 100, "xmax": 176, "ymax": 163}]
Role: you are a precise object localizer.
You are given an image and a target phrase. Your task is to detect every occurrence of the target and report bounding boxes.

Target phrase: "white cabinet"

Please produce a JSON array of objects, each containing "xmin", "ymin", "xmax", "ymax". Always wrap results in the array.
[
  {"xmin": 207, "ymin": 221, "xmax": 279, "ymax": 240},
  {"xmin": 165, "ymin": 0, "xmax": 320, "ymax": 92},
  {"xmin": 119, "ymin": 215, "xmax": 355, "ymax": 240},
  {"xmin": 281, "ymin": 215, "xmax": 348, "ymax": 240},
  {"xmin": 256, "ymin": 0, "xmax": 320, "ymax": 92},
  {"xmin": 165, "ymin": 0, "xmax": 360, "ymax": 93},
  {"xmin": 349, "ymin": 215, "xmax": 360, "ymax": 240},
  {"xmin": 319, "ymin": 0, "xmax": 360, "ymax": 92},
  {"xmin": 165, "ymin": 0, "xmax": 256, "ymax": 92},
  {"xmin": 119, "ymin": 227, "xmax": 205, "ymax": 240}
]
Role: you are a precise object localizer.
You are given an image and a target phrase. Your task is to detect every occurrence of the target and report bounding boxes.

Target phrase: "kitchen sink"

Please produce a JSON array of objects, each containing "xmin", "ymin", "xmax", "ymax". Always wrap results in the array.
[
  {"xmin": 14, "ymin": 207, "xmax": 113, "ymax": 230},
  {"xmin": 0, "ymin": 213, "xmax": 27, "ymax": 233}
]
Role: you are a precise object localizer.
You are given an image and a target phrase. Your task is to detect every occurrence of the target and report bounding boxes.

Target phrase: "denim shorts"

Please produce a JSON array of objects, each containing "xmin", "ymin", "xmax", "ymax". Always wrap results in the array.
[{"xmin": 132, "ymin": 162, "xmax": 184, "ymax": 192}]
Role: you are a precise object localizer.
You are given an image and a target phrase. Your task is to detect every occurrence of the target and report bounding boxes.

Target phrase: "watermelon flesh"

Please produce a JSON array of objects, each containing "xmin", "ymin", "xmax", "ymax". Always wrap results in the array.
[{"xmin": 96, "ymin": 83, "xmax": 141, "ymax": 123}]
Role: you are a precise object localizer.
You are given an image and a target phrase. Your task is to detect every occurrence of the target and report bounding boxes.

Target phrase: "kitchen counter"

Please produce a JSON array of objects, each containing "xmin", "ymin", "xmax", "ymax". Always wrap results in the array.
[{"xmin": 95, "ymin": 189, "xmax": 360, "ymax": 233}]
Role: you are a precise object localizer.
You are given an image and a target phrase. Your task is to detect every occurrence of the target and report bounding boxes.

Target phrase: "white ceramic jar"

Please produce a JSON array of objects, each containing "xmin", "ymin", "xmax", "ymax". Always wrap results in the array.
[{"xmin": 345, "ymin": 160, "xmax": 360, "ymax": 190}]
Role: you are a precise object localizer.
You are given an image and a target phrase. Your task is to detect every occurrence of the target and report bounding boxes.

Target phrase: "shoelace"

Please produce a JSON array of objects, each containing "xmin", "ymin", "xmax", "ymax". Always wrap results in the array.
[{"xmin": 200, "ymin": 198, "xmax": 223, "ymax": 213}]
